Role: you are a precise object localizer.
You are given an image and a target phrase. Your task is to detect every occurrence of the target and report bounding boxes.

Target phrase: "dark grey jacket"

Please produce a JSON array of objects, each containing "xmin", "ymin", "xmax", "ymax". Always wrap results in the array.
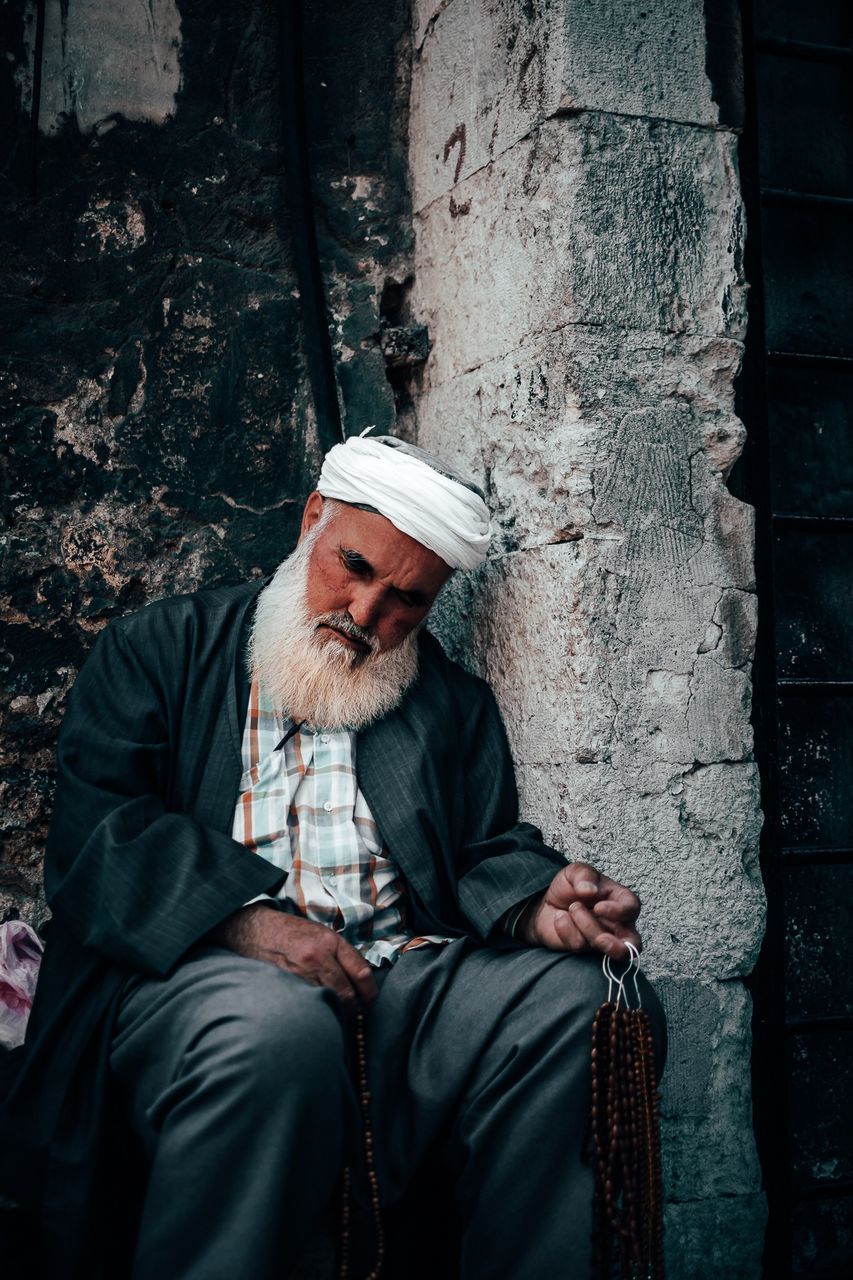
[{"xmin": 2, "ymin": 579, "xmax": 563, "ymax": 1275}]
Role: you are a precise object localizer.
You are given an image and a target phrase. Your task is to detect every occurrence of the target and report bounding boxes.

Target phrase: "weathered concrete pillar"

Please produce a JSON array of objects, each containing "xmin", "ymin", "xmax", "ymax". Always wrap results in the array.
[{"xmin": 409, "ymin": 2, "xmax": 766, "ymax": 1273}]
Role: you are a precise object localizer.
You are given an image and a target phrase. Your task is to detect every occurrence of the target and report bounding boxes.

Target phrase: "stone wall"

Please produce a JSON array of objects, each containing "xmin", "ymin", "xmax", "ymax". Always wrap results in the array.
[
  {"xmin": 408, "ymin": 2, "xmax": 766, "ymax": 1274},
  {"xmin": 0, "ymin": 0, "xmax": 413, "ymax": 924}
]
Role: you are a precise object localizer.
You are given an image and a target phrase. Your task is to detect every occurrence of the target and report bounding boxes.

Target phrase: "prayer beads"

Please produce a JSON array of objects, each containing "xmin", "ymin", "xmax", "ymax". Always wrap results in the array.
[
  {"xmin": 338, "ymin": 1011, "xmax": 385, "ymax": 1279},
  {"xmin": 589, "ymin": 1001, "xmax": 664, "ymax": 1279}
]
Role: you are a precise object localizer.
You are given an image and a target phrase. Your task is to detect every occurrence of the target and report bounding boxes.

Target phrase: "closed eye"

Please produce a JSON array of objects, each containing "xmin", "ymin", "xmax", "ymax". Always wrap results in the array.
[
  {"xmin": 340, "ymin": 548, "xmax": 371, "ymax": 576},
  {"xmin": 340, "ymin": 546, "xmax": 429, "ymax": 608},
  {"xmin": 395, "ymin": 587, "xmax": 429, "ymax": 608}
]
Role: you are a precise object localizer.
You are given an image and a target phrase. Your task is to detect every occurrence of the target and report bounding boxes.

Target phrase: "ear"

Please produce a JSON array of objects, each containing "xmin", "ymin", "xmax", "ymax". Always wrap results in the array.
[{"xmin": 298, "ymin": 491, "xmax": 325, "ymax": 542}]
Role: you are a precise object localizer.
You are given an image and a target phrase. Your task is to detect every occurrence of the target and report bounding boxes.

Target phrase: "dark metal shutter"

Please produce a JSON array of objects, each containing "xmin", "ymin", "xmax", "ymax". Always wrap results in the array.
[{"xmin": 738, "ymin": 2, "xmax": 853, "ymax": 1276}]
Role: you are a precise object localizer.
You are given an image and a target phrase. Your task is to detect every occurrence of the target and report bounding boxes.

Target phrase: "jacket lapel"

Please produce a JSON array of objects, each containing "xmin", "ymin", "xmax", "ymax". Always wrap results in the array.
[
  {"xmin": 357, "ymin": 661, "xmax": 453, "ymax": 923},
  {"xmin": 190, "ymin": 582, "xmax": 264, "ymax": 834}
]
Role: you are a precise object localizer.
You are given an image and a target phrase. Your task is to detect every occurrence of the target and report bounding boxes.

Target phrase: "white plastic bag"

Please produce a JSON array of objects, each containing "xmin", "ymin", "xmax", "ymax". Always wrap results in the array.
[{"xmin": 0, "ymin": 920, "xmax": 44, "ymax": 1050}]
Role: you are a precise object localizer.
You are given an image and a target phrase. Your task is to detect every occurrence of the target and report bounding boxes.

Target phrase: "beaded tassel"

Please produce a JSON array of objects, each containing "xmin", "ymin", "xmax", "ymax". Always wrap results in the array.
[
  {"xmin": 338, "ymin": 1010, "xmax": 385, "ymax": 1280},
  {"xmin": 590, "ymin": 986, "xmax": 664, "ymax": 1278}
]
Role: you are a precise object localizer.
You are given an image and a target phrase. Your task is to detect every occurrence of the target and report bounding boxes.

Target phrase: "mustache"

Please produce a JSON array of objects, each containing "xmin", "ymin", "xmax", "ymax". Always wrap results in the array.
[
  {"xmin": 314, "ymin": 611, "xmax": 379, "ymax": 655},
  {"xmin": 251, "ymin": 541, "xmax": 421, "ymax": 730}
]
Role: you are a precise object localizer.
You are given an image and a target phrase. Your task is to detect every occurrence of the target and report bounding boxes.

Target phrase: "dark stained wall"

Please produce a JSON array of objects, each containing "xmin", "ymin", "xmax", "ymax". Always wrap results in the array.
[{"xmin": 0, "ymin": 0, "xmax": 413, "ymax": 922}]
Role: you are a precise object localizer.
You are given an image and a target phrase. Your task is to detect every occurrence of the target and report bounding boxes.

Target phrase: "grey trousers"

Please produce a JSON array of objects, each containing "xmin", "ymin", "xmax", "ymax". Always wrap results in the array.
[{"xmin": 109, "ymin": 939, "xmax": 666, "ymax": 1280}]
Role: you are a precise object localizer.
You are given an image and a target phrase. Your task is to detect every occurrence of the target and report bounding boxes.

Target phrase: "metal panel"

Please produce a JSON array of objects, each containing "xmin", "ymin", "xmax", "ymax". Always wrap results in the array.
[
  {"xmin": 775, "ymin": 532, "xmax": 853, "ymax": 680},
  {"xmin": 761, "ymin": 204, "xmax": 853, "ymax": 357},
  {"xmin": 742, "ymin": 3, "xmax": 853, "ymax": 1274},
  {"xmin": 784, "ymin": 864, "xmax": 853, "ymax": 1020},
  {"xmin": 791, "ymin": 1195, "xmax": 853, "ymax": 1279},
  {"xmin": 778, "ymin": 697, "xmax": 853, "ymax": 848},
  {"xmin": 753, "ymin": 0, "xmax": 853, "ymax": 47},
  {"xmin": 789, "ymin": 1031, "xmax": 853, "ymax": 1187},
  {"xmin": 756, "ymin": 55, "xmax": 853, "ymax": 197},
  {"xmin": 767, "ymin": 366, "xmax": 853, "ymax": 519}
]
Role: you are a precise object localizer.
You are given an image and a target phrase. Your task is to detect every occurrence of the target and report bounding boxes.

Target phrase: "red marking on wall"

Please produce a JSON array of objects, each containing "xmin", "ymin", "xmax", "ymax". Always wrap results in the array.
[
  {"xmin": 443, "ymin": 123, "xmax": 467, "ymax": 184},
  {"xmin": 488, "ymin": 117, "xmax": 499, "ymax": 159}
]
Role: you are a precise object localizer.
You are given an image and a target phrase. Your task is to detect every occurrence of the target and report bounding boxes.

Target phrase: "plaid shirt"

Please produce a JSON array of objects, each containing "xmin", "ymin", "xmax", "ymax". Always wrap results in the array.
[{"xmin": 232, "ymin": 677, "xmax": 451, "ymax": 966}]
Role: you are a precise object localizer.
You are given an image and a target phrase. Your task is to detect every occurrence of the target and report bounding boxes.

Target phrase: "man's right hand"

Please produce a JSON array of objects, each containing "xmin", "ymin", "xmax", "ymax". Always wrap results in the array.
[{"xmin": 208, "ymin": 904, "xmax": 378, "ymax": 1012}]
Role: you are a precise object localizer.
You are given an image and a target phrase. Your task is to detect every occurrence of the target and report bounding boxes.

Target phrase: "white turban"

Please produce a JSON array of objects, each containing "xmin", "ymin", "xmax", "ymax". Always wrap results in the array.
[{"xmin": 317, "ymin": 435, "xmax": 492, "ymax": 571}]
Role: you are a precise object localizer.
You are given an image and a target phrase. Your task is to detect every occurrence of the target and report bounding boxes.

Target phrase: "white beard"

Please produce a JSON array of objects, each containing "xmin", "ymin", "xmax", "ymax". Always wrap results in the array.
[{"xmin": 249, "ymin": 530, "xmax": 421, "ymax": 732}]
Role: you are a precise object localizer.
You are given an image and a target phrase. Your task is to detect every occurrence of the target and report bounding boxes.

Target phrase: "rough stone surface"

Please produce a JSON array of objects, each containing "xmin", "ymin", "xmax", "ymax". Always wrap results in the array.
[
  {"xmin": 303, "ymin": 0, "xmax": 418, "ymax": 437},
  {"xmin": 412, "ymin": 0, "xmax": 727, "ymax": 210},
  {"xmin": 404, "ymin": 325, "xmax": 748, "ymax": 548},
  {"xmin": 433, "ymin": 540, "xmax": 763, "ymax": 982},
  {"xmin": 0, "ymin": 0, "xmax": 413, "ymax": 924},
  {"xmin": 657, "ymin": 977, "xmax": 765, "ymax": 1200},
  {"xmin": 666, "ymin": 1195, "xmax": 767, "ymax": 1280},
  {"xmin": 414, "ymin": 115, "xmax": 745, "ymax": 381},
  {"xmin": 411, "ymin": 1, "xmax": 765, "ymax": 1273}
]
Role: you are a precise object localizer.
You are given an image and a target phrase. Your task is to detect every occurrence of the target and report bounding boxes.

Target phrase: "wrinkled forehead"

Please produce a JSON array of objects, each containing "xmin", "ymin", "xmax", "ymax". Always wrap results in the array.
[{"xmin": 315, "ymin": 499, "xmax": 452, "ymax": 590}]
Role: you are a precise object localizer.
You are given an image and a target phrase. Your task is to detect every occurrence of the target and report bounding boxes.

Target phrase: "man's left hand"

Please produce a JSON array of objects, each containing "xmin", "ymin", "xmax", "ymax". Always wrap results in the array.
[{"xmin": 519, "ymin": 862, "xmax": 641, "ymax": 958}]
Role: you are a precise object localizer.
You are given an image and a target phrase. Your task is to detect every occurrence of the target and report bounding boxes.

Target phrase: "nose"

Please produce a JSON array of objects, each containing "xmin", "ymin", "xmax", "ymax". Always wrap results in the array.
[{"xmin": 346, "ymin": 582, "xmax": 385, "ymax": 631}]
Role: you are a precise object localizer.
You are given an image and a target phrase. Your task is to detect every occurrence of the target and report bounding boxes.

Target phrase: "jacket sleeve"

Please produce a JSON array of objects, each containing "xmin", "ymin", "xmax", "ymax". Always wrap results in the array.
[
  {"xmin": 454, "ymin": 679, "xmax": 565, "ymax": 938},
  {"xmin": 44, "ymin": 621, "xmax": 285, "ymax": 977}
]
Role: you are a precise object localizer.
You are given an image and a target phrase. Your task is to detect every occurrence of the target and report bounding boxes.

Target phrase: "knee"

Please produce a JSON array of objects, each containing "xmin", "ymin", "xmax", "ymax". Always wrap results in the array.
[
  {"xmin": 190, "ymin": 962, "xmax": 347, "ymax": 1099},
  {"xmin": 247, "ymin": 972, "xmax": 344, "ymax": 1073},
  {"xmin": 529, "ymin": 951, "xmax": 663, "ymax": 1039},
  {"xmin": 549, "ymin": 956, "xmax": 666, "ymax": 1080},
  {"xmin": 535, "ymin": 951, "xmax": 612, "ymax": 1027}
]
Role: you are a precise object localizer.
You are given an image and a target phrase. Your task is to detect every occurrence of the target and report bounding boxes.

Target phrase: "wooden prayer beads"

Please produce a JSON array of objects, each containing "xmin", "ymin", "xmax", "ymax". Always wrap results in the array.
[
  {"xmin": 338, "ymin": 1010, "xmax": 385, "ymax": 1280},
  {"xmin": 589, "ymin": 989, "xmax": 664, "ymax": 1280},
  {"xmin": 340, "ymin": 961, "xmax": 663, "ymax": 1280}
]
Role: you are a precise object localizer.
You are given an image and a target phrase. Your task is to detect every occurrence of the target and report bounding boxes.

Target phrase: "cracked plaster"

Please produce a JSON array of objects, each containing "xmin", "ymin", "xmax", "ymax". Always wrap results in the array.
[
  {"xmin": 411, "ymin": 1, "xmax": 765, "ymax": 1271},
  {"xmin": 414, "ymin": 115, "xmax": 746, "ymax": 384}
]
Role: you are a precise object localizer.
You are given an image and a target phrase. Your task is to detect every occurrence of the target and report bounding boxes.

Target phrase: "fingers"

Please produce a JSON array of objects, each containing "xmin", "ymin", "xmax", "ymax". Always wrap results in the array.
[
  {"xmin": 337, "ymin": 940, "xmax": 379, "ymax": 1005},
  {"xmin": 249, "ymin": 916, "xmax": 370, "ymax": 1009},
  {"xmin": 547, "ymin": 862, "xmax": 601, "ymax": 907},
  {"xmin": 569, "ymin": 902, "xmax": 640, "ymax": 957},
  {"xmin": 593, "ymin": 881, "xmax": 641, "ymax": 924},
  {"xmin": 547, "ymin": 866, "xmax": 640, "ymax": 921},
  {"xmin": 550, "ymin": 908, "xmax": 588, "ymax": 952},
  {"xmin": 270, "ymin": 946, "xmax": 358, "ymax": 1008},
  {"xmin": 537, "ymin": 863, "xmax": 643, "ymax": 956},
  {"xmin": 552, "ymin": 865, "xmax": 641, "ymax": 926},
  {"xmin": 294, "ymin": 948, "xmax": 372, "ymax": 1012}
]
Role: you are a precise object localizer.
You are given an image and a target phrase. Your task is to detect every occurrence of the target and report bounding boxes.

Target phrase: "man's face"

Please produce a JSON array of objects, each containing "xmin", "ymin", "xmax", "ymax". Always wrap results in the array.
[{"xmin": 299, "ymin": 491, "xmax": 452, "ymax": 655}]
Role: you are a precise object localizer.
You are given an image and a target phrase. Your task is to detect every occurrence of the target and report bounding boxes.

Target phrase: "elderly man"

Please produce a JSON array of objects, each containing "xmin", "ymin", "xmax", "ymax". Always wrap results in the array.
[{"xmin": 4, "ymin": 435, "xmax": 664, "ymax": 1280}]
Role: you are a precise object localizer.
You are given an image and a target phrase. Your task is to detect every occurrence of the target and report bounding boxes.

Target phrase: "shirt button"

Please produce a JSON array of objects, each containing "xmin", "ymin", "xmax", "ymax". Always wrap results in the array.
[
  {"xmin": 328, "ymin": 874, "xmax": 338, "ymax": 886},
  {"xmin": 320, "ymin": 733, "xmax": 330, "ymax": 744},
  {"xmin": 323, "ymin": 800, "xmax": 333, "ymax": 812}
]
